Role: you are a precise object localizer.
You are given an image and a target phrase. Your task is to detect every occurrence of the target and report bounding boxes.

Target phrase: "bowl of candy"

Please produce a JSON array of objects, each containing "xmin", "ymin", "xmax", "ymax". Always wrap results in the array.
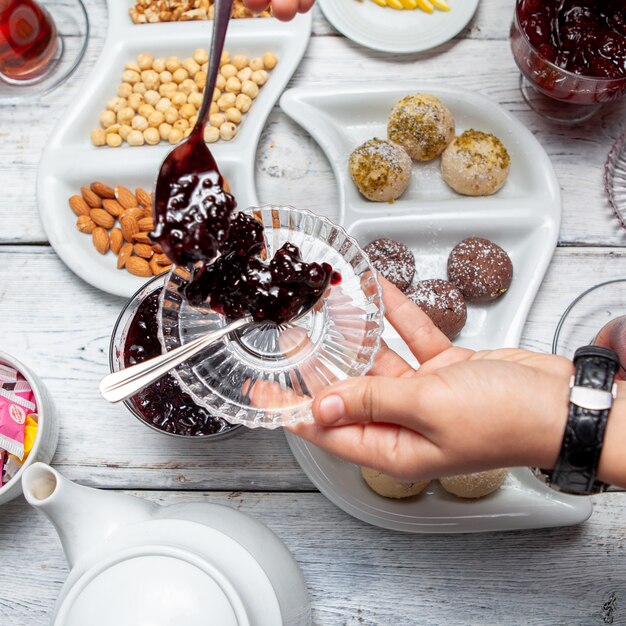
[
  {"xmin": 0, "ymin": 351, "xmax": 58, "ymax": 505},
  {"xmin": 159, "ymin": 206, "xmax": 384, "ymax": 429},
  {"xmin": 109, "ymin": 275, "xmax": 244, "ymax": 439},
  {"xmin": 510, "ymin": 0, "xmax": 626, "ymax": 123}
]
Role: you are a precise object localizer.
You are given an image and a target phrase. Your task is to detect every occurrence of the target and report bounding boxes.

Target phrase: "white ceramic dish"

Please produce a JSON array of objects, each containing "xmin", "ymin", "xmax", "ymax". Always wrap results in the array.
[
  {"xmin": 280, "ymin": 83, "xmax": 573, "ymax": 532},
  {"xmin": 37, "ymin": 1, "xmax": 312, "ymax": 298},
  {"xmin": 0, "ymin": 352, "xmax": 58, "ymax": 505},
  {"xmin": 286, "ymin": 434, "xmax": 592, "ymax": 533},
  {"xmin": 318, "ymin": 0, "xmax": 479, "ymax": 54}
]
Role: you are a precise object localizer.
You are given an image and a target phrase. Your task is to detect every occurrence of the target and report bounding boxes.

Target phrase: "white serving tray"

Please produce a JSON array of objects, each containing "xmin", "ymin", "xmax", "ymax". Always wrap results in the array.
[
  {"xmin": 318, "ymin": 0, "xmax": 480, "ymax": 54},
  {"xmin": 280, "ymin": 83, "xmax": 584, "ymax": 532},
  {"xmin": 37, "ymin": 0, "xmax": 312, "ymax": 298}
]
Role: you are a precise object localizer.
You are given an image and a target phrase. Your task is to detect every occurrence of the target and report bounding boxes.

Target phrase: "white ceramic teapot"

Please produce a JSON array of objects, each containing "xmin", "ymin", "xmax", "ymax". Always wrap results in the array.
[{"xmin": 22, "ymin": 463, "xmax": 311, "ymax": 626}]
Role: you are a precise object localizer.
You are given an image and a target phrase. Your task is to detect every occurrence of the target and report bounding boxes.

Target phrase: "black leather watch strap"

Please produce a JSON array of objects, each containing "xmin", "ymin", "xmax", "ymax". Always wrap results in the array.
[{"xmin": 548, "ymin": 346, "xmax": 620, "ymax": 495}]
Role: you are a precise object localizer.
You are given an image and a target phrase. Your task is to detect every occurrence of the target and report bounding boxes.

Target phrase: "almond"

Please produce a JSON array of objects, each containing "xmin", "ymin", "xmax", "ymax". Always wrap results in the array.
[
  {"xmin": 138, "ymin": 217, "xmax": 154, "ymax": 232},
  {"xmin": 90, "ymin": 181, "xmax": 115, "ymax": 199},
  {"xmin": 134, "ymin": 243, "xmax": 154, "ymax": 259},
  {"xmin": 102, "ymin": 199, "xmax": 125, "ymax": 217},
  {"xmin": 126, "ymin": 256, "xmax": 152, "ymax": 277},
  {"xmin": 115, "ymin": 185, "xmax": 138, "ymax": 209},
  {"xmin": 69, "ymin": 195, "xmax": 91, "ymax": 217},
  {"xmin": 110, "ymin": 228, "xmax": 123, "ymax": 254},
  {"xmin": 117, "ymin": 243, "xmax": 133, "ymax": 269},
  {"xmin": 90, "ymin": 208, "xmax": 115, "ymax": 229},
  {"xmin": 149, "ymin": 256, "xmax": 161, "ymax": 275},
  {"xmin": 81, "ymin": 186, "xmax": 103, "ymax": 208},
  {"xmin": 120, "ymin": 215, "xmax": 139, "ymax": 242},
  {"xmin": 132, "ymin": 232, "xmax": 152, "ymax": 244},
  {"xmin": 154, "ymin": 253, "xmax": 171, "ymax": 265},
  {"xmin": 161, "ymin": 264, "xmax": 173, "ymax": 274},
  {"xmin": 92, "ymin": 227, "xmax": 110, "ymax": 254},
  {"xmin": 152, "ymin": 244, "xmax": 163, "ymax": 254},
  {"xmin": 136, "ymin": 188, "xmax": 152, "ymax": 208},
  {"xmin": 122, "ymin": 207, "xmax": 144, "ymax": 221},
  {"xmin": 76, "ymin": 215, "xmax": 96, "ymax": 233},
  {"xmin": 142, "ymin": 207, "xmax": 153, "ymax": 219}
]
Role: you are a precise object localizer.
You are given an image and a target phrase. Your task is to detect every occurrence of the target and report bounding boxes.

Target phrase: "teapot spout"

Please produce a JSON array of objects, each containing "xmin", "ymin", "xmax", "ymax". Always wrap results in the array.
[{"xmin": 22, "ymin": 463, "xmax": 157, "ymax": 567}]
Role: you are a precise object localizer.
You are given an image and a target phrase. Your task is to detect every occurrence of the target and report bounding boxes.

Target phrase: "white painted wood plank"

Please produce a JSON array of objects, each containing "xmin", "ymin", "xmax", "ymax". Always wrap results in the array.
[
  {"xmin": 0, "ymin": 245, "xmax": 624, "ymax": 488},
  {"xmin": 2, "ymin": 1, "xmax": 626, "ymax": 246},
  {"xmin": 1, "ymin": 490, "xmax": 624, "ymax": 625}
]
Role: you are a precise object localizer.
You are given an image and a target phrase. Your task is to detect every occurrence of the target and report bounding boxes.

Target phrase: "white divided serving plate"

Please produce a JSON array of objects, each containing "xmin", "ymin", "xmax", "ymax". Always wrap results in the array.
[
  {"xmin": 318, "ymin": 0, "xmax": 479, "ymax": 54},
  {"xmin": 280, "ymin": 83, "xmax": 584, "ymax": 532},
  {"xmin": 37, "ymin": 0, "xmax": 312, "ymax": 298}
]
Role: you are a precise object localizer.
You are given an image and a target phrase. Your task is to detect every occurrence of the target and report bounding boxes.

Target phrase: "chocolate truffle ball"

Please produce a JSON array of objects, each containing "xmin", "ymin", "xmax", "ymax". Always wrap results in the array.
[
  {"xmin": 441, "ymin": 129, "xmax": 510, "ymax": 196},
  {"xmin": 364, "ymin": 238, "xmax": 416, "ymax": 292},
  {"xmin": 387, "ymin": 94, "xmax": 455, "ymax": 162},
  {"xmin": 439, "ymin": 469, "xmax": 507, "ymax": 499},
  {"xmin": 349, "ymin": 138, "xmax": 412, "ymax": 202},
  {"xmin": 361, "ymin": 467, "xmax": 430, "ymax": 499},
  {"xmin": 407, "ymin": 279, "xmax": 467, "ymax": 339},
  {"xmin": 448, "ymin": 237, "xmax": 513, "ymax": 303}
]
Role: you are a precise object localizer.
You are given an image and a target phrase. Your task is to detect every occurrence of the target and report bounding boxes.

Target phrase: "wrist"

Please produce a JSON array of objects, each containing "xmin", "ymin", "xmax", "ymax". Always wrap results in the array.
[{"xmin": 597, "ymin": 381, "xmax": 626, "ymax": 487}]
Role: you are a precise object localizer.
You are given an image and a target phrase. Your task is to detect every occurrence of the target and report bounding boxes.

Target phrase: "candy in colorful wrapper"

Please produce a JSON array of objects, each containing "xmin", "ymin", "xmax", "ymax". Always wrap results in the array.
[
  {"xmin": 0, "ymin": 387, "xmax": 35, "ymax": 460},
  {"xmin": 8, "ymin": 414, "xmax": 38, "ymax": 462},
  {"xmin": 0, "ymin": 364, "xmax": 18, "ymax": 383},
  {"xmin": 2, "ymin": 454, "xmax": 23, "ymax": 484},
  {"xmin": 0, "ymin": 449, "xmax": 4, "ymax": 486},
  {"xmin": 1, "ymin": 379, "xmax": 35, "ymax": 406}
]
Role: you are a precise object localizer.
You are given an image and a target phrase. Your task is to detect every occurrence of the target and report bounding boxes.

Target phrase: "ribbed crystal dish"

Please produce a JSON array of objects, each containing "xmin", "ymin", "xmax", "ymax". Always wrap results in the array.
[
  {"xmin": 159, "ymin": 206, "xmax": 384, "ymax": 429},
  {"xmin": 605, "ymin": 131, "xmax": 626, "ymax": 230}
]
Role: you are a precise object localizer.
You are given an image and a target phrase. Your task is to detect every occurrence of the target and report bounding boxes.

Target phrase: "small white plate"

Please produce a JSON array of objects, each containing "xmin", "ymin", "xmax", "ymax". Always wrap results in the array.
[
  {"xmin": 318, "ymin": 0, "xmax": 479, "ymax": 54},
  {"xmin": 286, "ymin": 433, "xmax": 593, "ymax": 533},
  {"xmin": 280, "ymin": 83, "xmax": 572, "ymax": 532},
  {"xmin": 37, "ymin": 0, "xmax": 312, "ymax": 298}
]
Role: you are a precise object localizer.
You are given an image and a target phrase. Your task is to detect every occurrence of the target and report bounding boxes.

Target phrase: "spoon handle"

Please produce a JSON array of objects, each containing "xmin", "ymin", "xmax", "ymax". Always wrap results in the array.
[
  {"xmin": 99, "ymin": 316, "xmax": 251, "ymax": 403},
  {"xmin": 195, "ymin": 0, "xmax": 234, "ymax": 134}
]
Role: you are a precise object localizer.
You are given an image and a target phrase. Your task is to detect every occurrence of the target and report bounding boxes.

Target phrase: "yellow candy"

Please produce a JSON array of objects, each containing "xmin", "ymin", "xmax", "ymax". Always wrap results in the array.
[
  {"xmin": 430, "ymin": 0, "xmax": 450, "ymax": 10},
  {"xmin": 416, "ymin": 0, "xmax": 434, "ymax": 12},
  {"xmin": 367, "ymin": 0, "xmax": 449, "ymax": 11},
  {"xmin": 8, "ymin": 415, "xmax": 38, "ymax": 463}
]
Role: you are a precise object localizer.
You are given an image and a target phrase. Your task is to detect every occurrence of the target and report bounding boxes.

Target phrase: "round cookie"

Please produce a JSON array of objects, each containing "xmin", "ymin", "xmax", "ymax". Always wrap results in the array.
[
  {"xmin": 407, "ymin": 279, "xmax": 467, "ymax": 340},
  {"xmin": 361, "ymin": 467, "xmax": 430, "ymax": 499},
  {"xmin": 441, "ymin": 129, "xmax": 511, "ymax": 196},
  {"xmin": 349, "ymin": 138, "xmax": 412, "ymax": 202},
  {"xmin": 364, "ymin": 238, "xmax": 416, "ymax": 292},
  {"xmin": 439, "ymin": 469, "xmax": 507, "ymax": 499},
  {"xmin": 387, "ymin": 94, "xmax": 455, "ymax": 162},
  {"xmin": 448, "ymin": 237, "xmax": 513, "ymax": 303}
]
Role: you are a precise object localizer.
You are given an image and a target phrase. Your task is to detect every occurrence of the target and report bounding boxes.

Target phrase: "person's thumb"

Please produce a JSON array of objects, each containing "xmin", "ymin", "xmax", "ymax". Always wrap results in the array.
[{"xmin": 312, "ymin": 376, "xmax": 428, "ymax": 430}]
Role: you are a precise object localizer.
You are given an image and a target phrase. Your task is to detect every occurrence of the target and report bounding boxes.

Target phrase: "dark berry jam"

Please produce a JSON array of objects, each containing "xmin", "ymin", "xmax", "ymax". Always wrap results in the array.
[
  {"xmin": 123, "ymin": 290, "xmax": 234, "ymax": 436},
  {"xmin": 518, "ymin": 0, "xmax": 626, "ymax": 78},
  {"xmin": 184, "ymin": 214, "xmax": 336, "ymax": 324}
]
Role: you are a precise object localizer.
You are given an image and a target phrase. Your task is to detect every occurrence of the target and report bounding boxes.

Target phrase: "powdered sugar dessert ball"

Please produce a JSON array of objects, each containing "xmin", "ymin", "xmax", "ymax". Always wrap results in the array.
[
  {"xmin": 363, "ymin": 238, "xmax": 416, "ymax": 292},
  {"xmin": 407, "ymin": 279, "xmax": 467, "ymax": 340},
  {"xmin": 349, "ymin": 138, "xmax": 412, "ymax": 202},
  {"xmin": 439, "ymin": 469, "xmax": 507, "ymax": 499},
  {"xmin": 387, "ymin": 94, "xmax": 455, "ymax": 162},
  {"xmin": 448, "ymin": 237, "xmax": 513, "ymax": 303},
  {"xmin": 441, "ymin": 129, "xmax": 510, "ymax": 196},
  {"xmin": 361, "ymin": 467, "xmax": 430, "ymax": 499}
]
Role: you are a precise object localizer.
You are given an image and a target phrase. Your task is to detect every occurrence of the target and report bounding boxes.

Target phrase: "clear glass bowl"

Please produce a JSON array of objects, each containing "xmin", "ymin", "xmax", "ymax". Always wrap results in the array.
[
  {"xmin": 109, "ymin": 274, "xmax": 243, "ymax": 440},
  {"xmin": 159, "ymin": 206, "xmax": 384, "ymax": 429},
  {"xmin": 605, "ymin": 130, "xmax": 626, "ymax": 230},
  {"xmin": 553, "ymin": 279, "xmax": 626, "ymax": 379},
  {"xmin": 509, "ymin": 1, "xmax": 626, "ymax": 124}
]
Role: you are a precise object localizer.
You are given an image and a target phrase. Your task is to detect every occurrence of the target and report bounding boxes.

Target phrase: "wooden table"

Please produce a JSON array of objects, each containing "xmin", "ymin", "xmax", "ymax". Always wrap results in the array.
[{"xmin": 2, "ymin": 0, "xmax": 626, "ymax": 623}]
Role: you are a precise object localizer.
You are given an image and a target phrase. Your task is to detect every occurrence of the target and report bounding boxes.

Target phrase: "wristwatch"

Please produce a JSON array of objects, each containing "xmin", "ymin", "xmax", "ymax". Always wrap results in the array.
[{"xmin": 536, "ymin": 345, "xmax": 620, "ymax": 495}]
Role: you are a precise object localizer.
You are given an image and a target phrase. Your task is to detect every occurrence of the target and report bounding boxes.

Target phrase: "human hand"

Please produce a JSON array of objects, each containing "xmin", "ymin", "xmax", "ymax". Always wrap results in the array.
[
  {"xmin": 289, "ymin": 278, "xmax": 576, "ymax": 482},
  {"xmin": 244, "ymin": 0, "xmax": 315, "ymax": 21}
]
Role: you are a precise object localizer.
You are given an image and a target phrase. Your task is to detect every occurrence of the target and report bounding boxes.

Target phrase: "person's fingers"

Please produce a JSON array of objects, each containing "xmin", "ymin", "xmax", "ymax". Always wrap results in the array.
[
  {"xmin": 312, "ymin": 375, "xmax": 440, "ymax": 434},
  {"xmin": 380, "ymin": 277, "xmax": 453, "ymax": 364},
  {"xmin": 244, "ymin": 0, "xmax": 271, "ymax": 14},
  {"xmin": 298, "ymin": 0, "xmax": 316, "ymax": 13},
  {"xmin": 288, "ymin": 420, "xmax": 443, "ymax": 481},
  {"xmin": 368, "ymin": 339, "xmax": 414, "ymax": 378},
  {"xmin": 268, "ymin": 0, "xmax": 300, "ymax": 20}
]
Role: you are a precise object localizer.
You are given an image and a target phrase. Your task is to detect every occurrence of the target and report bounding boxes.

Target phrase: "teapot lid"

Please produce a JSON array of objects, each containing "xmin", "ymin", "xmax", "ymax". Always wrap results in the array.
[{"xmin": 53, "ymin": 521, "xmax": 284, "ymax": 626}]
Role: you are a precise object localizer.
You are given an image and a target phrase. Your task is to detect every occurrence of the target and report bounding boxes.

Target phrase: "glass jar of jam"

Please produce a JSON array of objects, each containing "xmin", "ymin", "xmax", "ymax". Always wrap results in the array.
[{"xmin": 109, "ymin": 274, "xmax": 242, "ymax": 439}]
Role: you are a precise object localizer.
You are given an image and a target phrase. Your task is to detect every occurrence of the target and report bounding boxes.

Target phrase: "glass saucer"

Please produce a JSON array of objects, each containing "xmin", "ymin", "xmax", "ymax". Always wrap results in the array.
[
  {"xmin": 553, "ymin": 279, "xmax": 626, "ymax": 375},
  {"xmin": 605, "ymin": 130, "xmax": 626, "ymax": 230},
  {"xmin": 158, "ymin": 206, "xmax": 384, "ymax": 429},
  {"xmin": 0, "ymin": 0, "xmax": 89, "ymax": 105}
]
